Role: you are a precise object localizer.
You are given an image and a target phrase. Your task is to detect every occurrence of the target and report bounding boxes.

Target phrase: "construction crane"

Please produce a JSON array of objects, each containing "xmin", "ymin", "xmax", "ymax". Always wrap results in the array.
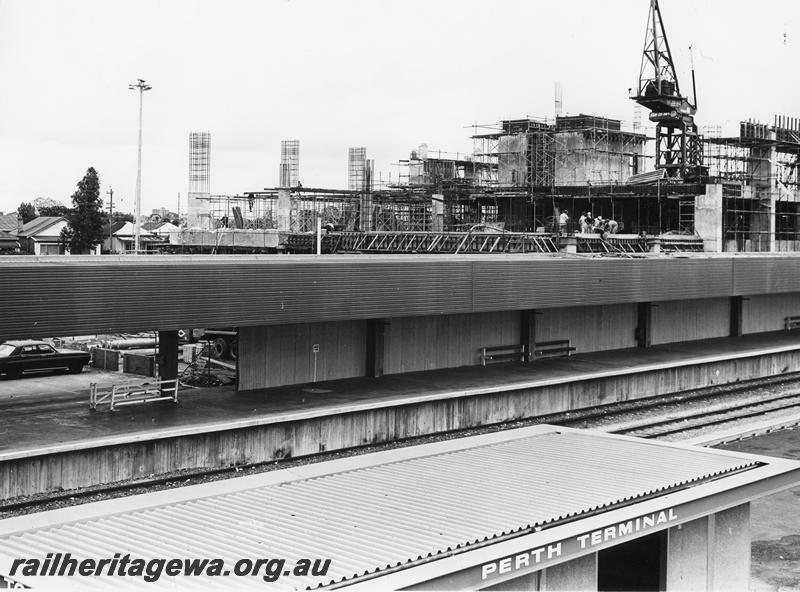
[{"xmin": 633, "ymin": 0, "xmax": 706, "ymax": 180}]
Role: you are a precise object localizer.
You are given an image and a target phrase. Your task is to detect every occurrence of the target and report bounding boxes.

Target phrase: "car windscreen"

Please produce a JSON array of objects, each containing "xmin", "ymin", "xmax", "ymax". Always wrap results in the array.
[{"xmin": 0, "ymin": 344, "xmax": 15, "ymax": 357}]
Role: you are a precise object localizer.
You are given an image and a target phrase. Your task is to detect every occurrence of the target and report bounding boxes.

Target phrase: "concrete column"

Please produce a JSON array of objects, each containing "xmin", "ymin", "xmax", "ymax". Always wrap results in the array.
[
  {"xmin": 431, "ymin": 194, "xmax": 445, "ymax": 232},
  {"xmin": 157, "ymin": 330, "xmax": 179, "ymax": 384},
  {"xmin": 541, "ymin": 554, "xmax": 596, "ymax": 591},
  {"xmin": 730, "ymin": 296, "xmax": 744, "ymax": 337},
  {"xmin": 647, "ymin": 238, "xmax": 662, "ymax": 253},
  {"xmin": 695, "ymin": 184, "xmax": 723, "ymax": 252},
  {"xmin": 520, "ymin": 310, "xmax": 537, "ymax": 362},
  {"xmin": 636, "ymin": 302, "xmax": 652, "ymax": 348},
  {"xmin": 667, "ymin": 516, "xmax": 708, "ymax": 591},
  {"xmin": 709, "ymin": 504, "xmax": 750, "ymax": 592},
  {"xmin": 366, "ymin": 319, "xmax": 386, "ymax": 378},
  {"xmin": 277, "ymin": 189, "xmax": 292, "ymax": 233}
]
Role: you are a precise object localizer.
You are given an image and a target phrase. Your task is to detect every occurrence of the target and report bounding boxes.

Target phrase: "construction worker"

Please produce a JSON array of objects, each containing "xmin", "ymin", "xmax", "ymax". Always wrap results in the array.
[{"xmin": 558, "ymin": 210, "xmax": 570, "ymax": 234}]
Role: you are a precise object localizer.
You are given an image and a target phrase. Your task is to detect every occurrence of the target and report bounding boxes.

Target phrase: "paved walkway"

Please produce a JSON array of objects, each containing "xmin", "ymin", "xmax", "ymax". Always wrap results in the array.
[{"xmin": 1, "ymin": 331, "xmax": 799, "ymax": 460}]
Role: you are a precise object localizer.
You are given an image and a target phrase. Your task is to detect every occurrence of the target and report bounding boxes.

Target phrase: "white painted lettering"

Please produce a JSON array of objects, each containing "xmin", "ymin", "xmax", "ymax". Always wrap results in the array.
[
  {"xmin": 499, "ymin": 558, "xmax": 512, "ymax": 574},
  {"xmin": 515, "ymin": 554, "xmax": 530, "ymax": 570},
  {"xmin": 604, "ymin": 526, "xmax": 617, "ymax": 541},
  {"xmin": 481, "ymin": 563, "xmax": 497, "ymax": 580},
  {"xmin": 643, "ymin": 515, "xmax": 655, "ymax": 528},
  {"xmin": 577, "ymin": 534, "xmax": 591, "ymax": 549},
  {"xmin": 591, "ymin": 530, "xmax": 602, "ymax": 545},
  {"xmin": 635, "ymin": 517, "xmax": 641, "ymax": 531},
  {"xmin": 619, "ymin": 521, "xmax": 633, "ymax": 536},
  {"xmin": 656, "ymin": 511, "xmax": 668, "ymax": 525},
  {"xmin": 669, "ymin": 508, "xmax": 677, "ymax": 520},
  {"xmin": 547, "ymin": 543, "xmax": 562, "ymax": 559},
  {"xmin": 530, "ymin": 548, "xmax": 544, "ymax": 563}
]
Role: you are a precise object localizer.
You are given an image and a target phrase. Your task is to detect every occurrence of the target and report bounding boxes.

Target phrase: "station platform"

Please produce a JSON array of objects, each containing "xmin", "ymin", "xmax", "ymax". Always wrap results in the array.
[{"xmin": 2, "ymin": 331, "xmax": 800, "ymax": 464}]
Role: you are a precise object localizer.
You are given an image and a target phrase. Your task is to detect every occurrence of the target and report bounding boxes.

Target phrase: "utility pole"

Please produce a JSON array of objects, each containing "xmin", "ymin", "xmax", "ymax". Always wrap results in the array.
[
  {"xmin": 106, "ymin": 187, "xmax": 114, "ymax": 253},
  {"xmin": 129, "ymin": 78, "xmax": 152, "ymax": 254}
]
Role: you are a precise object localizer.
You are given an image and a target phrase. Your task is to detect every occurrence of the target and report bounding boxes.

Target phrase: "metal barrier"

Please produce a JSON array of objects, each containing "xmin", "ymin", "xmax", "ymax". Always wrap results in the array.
[{"xmin": 89, "ymin": 378, "xmax": 179, "ymax": 411}]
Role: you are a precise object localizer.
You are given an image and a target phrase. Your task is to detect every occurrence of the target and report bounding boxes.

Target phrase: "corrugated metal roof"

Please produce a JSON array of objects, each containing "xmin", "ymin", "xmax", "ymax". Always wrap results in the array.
[
  {"xmin": 0, "ymin": 214, "xmax": 18, "ymax": 233},
  {"xmin": 0, "ymin": 429, "xmax": 761, "ymax": 590},
  {"xmin": 14, "ymin": 216, "xmax": 65, "ymax": 237}
]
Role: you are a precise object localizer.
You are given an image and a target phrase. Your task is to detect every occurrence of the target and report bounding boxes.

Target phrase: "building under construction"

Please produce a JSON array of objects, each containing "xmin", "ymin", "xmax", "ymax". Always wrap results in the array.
[{"xmin": 169, "ymin": 0, "xmax": 799, "ymax": 256}]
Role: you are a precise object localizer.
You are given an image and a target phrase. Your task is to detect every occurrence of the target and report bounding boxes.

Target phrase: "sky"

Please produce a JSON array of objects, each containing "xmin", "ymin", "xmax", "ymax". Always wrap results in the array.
[{"xmin": 1, "ymin": 0, "xmax": 799, "ymax": 216}]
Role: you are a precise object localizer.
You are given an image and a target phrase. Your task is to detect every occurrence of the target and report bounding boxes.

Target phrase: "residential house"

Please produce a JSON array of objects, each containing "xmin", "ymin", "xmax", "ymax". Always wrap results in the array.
[
  {"xmin": 0, "ymin": 213, "xmax": 21, "ymax": 254},
  {"xmin": 104, "ymin": 221, "xmax": 163, "ymax": 254},
  {"xmin": 13, "ymin": 216, "xmax": 101, "ymax": 255}
]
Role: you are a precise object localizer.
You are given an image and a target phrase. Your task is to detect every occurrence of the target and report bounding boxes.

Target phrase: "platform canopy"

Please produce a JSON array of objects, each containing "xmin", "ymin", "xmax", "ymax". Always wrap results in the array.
[{"xmin": 1, "ymin": 425, "xmax": 799, "ymax": 590}]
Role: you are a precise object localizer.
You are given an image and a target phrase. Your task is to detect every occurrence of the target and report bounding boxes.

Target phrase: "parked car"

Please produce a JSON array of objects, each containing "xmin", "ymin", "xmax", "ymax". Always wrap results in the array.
[{"xmin": 0, "ymin": 340, "xmax": 90, "ymax": 379}]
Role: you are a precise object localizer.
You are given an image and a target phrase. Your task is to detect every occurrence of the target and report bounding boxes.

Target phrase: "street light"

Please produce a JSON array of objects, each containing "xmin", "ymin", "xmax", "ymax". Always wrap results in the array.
[{"xmin": 129, "ymin": 78, "xmax": 152, "ymax": 254}]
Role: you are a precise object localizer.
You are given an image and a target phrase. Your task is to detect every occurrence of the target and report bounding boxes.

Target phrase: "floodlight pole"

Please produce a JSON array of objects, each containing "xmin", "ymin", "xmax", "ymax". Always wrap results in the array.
[{"xmin": 129, "ymin": 79, "xmax": 152, "ymax": 254}]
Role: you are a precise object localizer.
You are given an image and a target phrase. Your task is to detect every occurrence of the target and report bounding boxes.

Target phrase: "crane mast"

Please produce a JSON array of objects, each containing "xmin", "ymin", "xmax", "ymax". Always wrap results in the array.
[{"xmin": 633, "ymin": 0, "xmax": 705, "ymax": 180}]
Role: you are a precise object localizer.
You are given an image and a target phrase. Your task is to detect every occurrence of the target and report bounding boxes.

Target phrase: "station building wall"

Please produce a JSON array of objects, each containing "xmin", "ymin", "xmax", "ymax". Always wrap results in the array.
[
  {"xmin": 650, "ymin": 297, "xmax": 731, "ymax": 345},
  {"xmin": 384, "ymin": 311, "xmax": 519, "ymax": 374},
  {"xmin": 535, "ymin": 304, "xmax": 637, "ymax": 353},
  {"xmin": 742, "ymin": 293, "xmax": 800, "ymax": 334},
  {"xmin": 238, "ymin": 321, "xmax": 366, "ymax": 390}
]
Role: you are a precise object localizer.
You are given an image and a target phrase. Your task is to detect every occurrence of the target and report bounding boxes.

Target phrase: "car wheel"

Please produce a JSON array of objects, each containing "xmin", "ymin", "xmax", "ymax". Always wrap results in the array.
[
  {"xmin": 69, "ymin": 363, "xmax": 83, "ymax": 374},
  {"xmin": 6, "ymin": 368, "xmax": 22, "ymax": 379}
]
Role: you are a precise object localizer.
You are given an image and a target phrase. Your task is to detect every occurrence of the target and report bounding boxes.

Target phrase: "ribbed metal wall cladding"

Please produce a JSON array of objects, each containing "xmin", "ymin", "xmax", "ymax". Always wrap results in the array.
[{"xmin": 0, "ymin": 254, "xmax": 797, "ymax": 339}]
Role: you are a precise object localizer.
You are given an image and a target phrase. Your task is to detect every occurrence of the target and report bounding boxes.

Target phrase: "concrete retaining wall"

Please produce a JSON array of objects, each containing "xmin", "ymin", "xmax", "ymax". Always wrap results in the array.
[{"xmin": 2, "ymin": 349, "xmax": 798, "ymax": 500}]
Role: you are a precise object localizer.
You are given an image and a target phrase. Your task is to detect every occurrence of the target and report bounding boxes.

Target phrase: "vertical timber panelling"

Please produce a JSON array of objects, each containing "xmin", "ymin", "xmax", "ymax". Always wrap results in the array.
[
  {"xmin": 742, "ymin": 293, "xmax": 800, "ymax": 334},
  {"xmin": 535, "ymin": 304, "xmax": 637, "ymax": 354},
  {"xmin": 383, "ymin": 311, "xmax": 520, "ymax": 374},
  {"xmin": 238, "ymin": 321, "xmax": 366, "ymax": 390},
  {"xmin": 650, "ymin": 298, "xmax": 731, "ymax": 346}
]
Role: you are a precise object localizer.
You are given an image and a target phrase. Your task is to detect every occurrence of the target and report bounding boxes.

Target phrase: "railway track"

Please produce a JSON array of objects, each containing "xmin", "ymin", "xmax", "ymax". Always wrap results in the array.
[{"xmin": 3, "ymin": 372, "xmax": 800, "ymax": 515}]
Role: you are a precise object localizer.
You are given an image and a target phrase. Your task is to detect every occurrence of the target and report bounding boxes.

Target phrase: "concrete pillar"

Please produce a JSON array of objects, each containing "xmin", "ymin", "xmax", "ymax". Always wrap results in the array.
[
  {"xmin": 647, "ymin": 238, "xmax": 662, "ymax": 253},
  {"xmin": 559, "ymin": 236, "xmax": 577, "ymax": 254},
  {"xmin": 359, "ymin": 193, "xmax": 374, "ymax": 232},
  {"xmin": 277, "ymin": 189, "xmax": 292, "ymax": 233},
  {"xmin": 749, "ymin": 132, "xmax": 776, "ymax": 252},
  {"xmin": 157, "ymin": 330, "xmax": 179, "ymax": 384},
  {"xmin": 366, "ymin": 319, "xmax": 386, "ymax": 378},
  {"xmin": 709, "ymin": 504, "xmax": 750, "ymax": 592},
  {"xmin": 431, "ymin": 194, "xmax": 445, "ymax": 232},
  {"xmin": 541, "ymin": 554, "xmax": 596, "ymax": 591},
  {"xmin": 667, "ymin": 516, "xmax": 708, "ymax": 591},
  {"xmin": 695, "ymin": 184, "xmax": 723, "ymax": 252},
  {"xmin": 636, "ymin": 302, "xmax": 652, "ymax": 348},
  {"xmin": 520, "ymin": 310, "xmax": 537, "ymax": 362},
  {"xmin": 730, "ymin": 296, "xmax": 744, "ymax": 337}
]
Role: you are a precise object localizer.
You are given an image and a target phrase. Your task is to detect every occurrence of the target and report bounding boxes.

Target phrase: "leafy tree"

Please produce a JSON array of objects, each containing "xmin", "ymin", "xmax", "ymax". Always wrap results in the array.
[
  {"xmin": 38, "ymin": 204, "xmax": 71, "ymax": 218},
  {"xmin": 17, "ymin": 202, "xmax": 36, "ymax": 224},
  {"xmin": 60, "ymin": 167, "xmax": 104, "ymax": 254}
]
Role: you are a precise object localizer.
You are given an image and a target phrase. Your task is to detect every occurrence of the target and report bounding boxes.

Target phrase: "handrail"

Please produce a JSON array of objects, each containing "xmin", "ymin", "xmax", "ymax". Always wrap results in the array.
[{"xmin": 90, "ymin": 378, "xmax": 179, "ymax": 411}]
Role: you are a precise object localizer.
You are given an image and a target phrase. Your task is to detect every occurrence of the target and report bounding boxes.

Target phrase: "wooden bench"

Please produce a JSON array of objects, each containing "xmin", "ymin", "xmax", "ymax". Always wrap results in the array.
[
  {"xmin": 481, "ymin": 345, "xmax": 526, "ymax": 366},
  {"xmin": 533, "ymin": 340, "xmax": 576, "ymax": 359},
  {"xmin": 786, "ymin": 316, "xmax": 800, "ymax": 331}
]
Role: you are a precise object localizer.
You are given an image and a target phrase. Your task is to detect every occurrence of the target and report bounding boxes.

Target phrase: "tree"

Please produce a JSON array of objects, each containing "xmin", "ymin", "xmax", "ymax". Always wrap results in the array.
[
  {"xmin": 38, "ymin": 204, "xmax": 71, "ymax": 218},
  {"xmin": 60, "ymin": 167, "xmax": 104, "ymax": 254},
  {"xmin": 17, "ymin": 202, "xmax": 36, "ymax": 224}
]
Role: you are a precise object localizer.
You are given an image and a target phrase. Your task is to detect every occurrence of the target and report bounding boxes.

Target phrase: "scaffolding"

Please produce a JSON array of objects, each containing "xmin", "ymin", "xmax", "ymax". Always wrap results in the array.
[
  {"xmin": 279, "ymin": 140, "xmax": 300, "ymax": 188},
  {"xmin": 195, "ymin": 194, "xmax": 278, "ymax": 229},
  {"xmin": 348, "ymin": 147, "xmax": 369, "ymax": 191},
  {"xmin": 189, "ymin": 132, "xmax": 211, "ymax": 194}
]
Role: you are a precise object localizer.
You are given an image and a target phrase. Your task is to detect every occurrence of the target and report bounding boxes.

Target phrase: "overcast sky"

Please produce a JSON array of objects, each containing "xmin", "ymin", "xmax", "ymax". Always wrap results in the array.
[{"xmin": 1, "ymin": 0, "xmax": 798, "ymax": 216}]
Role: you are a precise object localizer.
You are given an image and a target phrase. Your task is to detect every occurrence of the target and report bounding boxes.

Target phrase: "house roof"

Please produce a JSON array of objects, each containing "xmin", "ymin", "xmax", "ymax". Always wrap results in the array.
[
  {"xmin": 14, "ymin": 216, "xmax": 66, "ymax": 238},
  {"xmin": 0, "ymin": 213, "xmax": 19, "ymax": 233},
  {"xmin": 111, "ymin": 221, "xmax": 153, "ymax": 236}
]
